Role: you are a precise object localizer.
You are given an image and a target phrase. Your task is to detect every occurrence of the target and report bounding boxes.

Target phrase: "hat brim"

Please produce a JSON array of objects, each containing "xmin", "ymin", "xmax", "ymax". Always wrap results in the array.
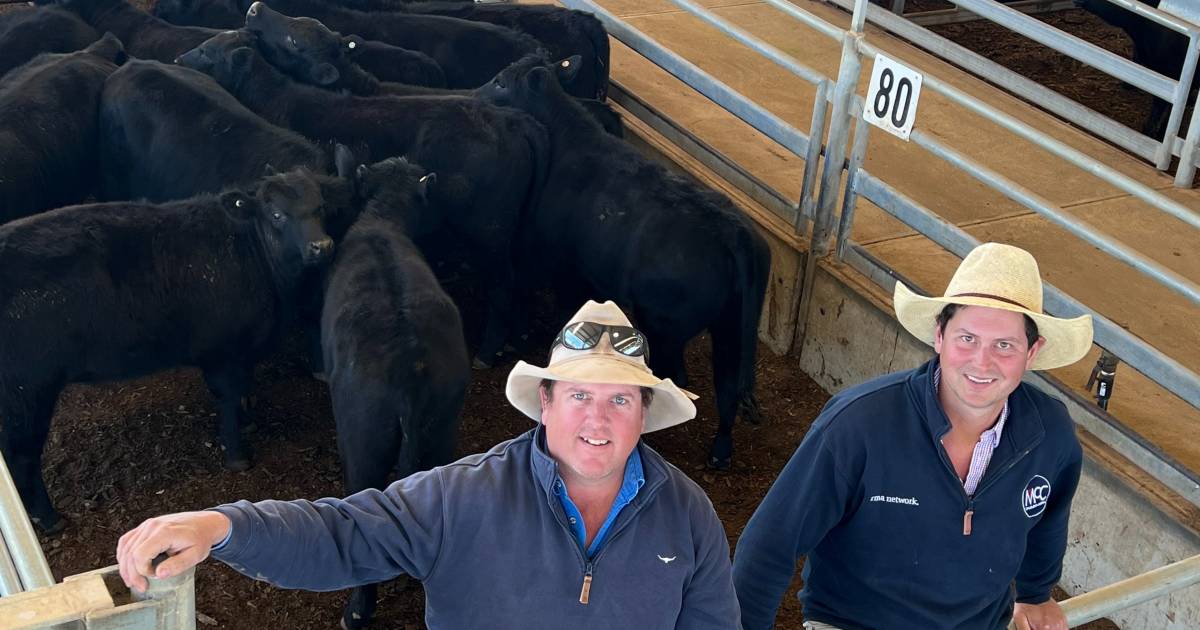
[
  {"xmin": 505, "ymin": 355, "xmax": 698, "ymax": 433},
  {"xmin": 894, "ymin": 282, "xmax": 1093, "ymax": 370}
]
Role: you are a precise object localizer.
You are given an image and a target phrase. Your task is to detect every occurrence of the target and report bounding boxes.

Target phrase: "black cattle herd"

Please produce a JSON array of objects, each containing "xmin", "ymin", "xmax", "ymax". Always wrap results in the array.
[{"xmin": 0, "ymin": 0, "xmax": 773, "ymax": 622}]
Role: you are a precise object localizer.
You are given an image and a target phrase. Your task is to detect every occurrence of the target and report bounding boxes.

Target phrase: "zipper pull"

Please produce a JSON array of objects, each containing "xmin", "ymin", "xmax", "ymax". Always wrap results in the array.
[
  {"xmin": 962, "ymin": 509, "xmax": 973, "ymax": 536},
  {"xmin": 579, "ymin": 567, "xmax": 593, "ymax": 605}
]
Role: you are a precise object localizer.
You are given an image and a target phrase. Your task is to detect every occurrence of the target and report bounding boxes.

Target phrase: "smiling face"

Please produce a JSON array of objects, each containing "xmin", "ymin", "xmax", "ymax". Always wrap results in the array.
[
  {"xmin": 540, "ymin": 381, "xmax": 645, "ymax": 492},
  {"xmin": 934, "ymin": 305, "xmax": 1044, "ymax": 424}
]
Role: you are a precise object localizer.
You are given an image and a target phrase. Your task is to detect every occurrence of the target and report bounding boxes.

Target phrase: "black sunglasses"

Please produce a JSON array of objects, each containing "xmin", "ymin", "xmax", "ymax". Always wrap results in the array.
[{"xmin": 551, "ymin": 321, "xmax": 649, "ymax": 359}]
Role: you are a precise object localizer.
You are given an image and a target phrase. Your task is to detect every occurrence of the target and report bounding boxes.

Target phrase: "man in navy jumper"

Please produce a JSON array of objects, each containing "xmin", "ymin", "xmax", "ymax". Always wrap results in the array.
[
  {"xmin": 116, "ymin": 300, "xmax": 741, "ymax": 629},
  {"xmin": 733, "ymin": 243, "xmax": 1094, "ymax": 630}
]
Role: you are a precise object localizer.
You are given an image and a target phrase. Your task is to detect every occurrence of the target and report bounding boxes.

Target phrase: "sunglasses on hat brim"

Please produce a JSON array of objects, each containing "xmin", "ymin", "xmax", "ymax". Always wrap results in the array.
[{"xmin": 551, "ymin": 321, "xmax": 649, "ymax": 360}]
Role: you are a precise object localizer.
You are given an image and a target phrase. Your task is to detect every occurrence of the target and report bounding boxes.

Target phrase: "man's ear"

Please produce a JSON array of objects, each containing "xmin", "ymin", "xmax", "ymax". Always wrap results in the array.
[
  {"xmin": 342, "ymin": 34, "xmax": 364, "ymax": 58},
  {"xmin": 219, "ymin": 191, "xmax": 255, "ymax": 222},
  {"xmin": 311, "ymin": 62, "xmax": 340, "ymax": 86},
  {"xmin": 554, "ymin": 55, "xmax": 582, "ymax": 85}
]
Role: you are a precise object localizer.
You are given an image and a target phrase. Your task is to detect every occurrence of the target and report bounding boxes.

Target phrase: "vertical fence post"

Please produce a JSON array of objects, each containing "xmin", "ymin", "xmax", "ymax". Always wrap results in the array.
[
  {"xmin": 133, "ymin": 563, "xmax": 197, "ymax": 630},
  {"xmin": 793, "ymin": 0, "xmax": 867, "ymax": 353},
  {"xmin": 1156, "ymin": 31, "xmax": 1199, "ymax": 171},
  {"xmin": 0, "ymin": 453, "xmax": 53, "ymax": 593},
  {"xmin": 1174, "ymin": 35, "xmax": 1200, "ymax": 187},
  {"xmin": 0, "ymin": 531, "xmax": 22, "ymax": 596},
  {"xmin": 837, "ymin": 110, "xmax": 872, "ymax": 259},
  {"xmin": 799, "ymin": 79, "xmax": 831, "ymax": 223}
]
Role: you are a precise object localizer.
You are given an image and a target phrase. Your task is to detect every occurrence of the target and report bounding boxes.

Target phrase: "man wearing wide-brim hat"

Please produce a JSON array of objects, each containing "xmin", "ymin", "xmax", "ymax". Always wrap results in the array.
[
  {"xmin": 733, "ymin": 243, "xmax": 1092, "ymax": 630},
  {"xmin": 115, "ymin": 300, "xmax": 742, "ymax": 629}
]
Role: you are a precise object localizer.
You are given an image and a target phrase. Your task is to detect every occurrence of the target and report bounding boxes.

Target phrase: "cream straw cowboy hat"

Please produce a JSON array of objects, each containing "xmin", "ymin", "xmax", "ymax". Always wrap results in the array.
[
  {"xmin": 506, "ymin": 300, "xmax": 698, "ymax": 433},
  {"xmin": 893, "ymin": 243, "xmax": 1093, "ymax": 371}
]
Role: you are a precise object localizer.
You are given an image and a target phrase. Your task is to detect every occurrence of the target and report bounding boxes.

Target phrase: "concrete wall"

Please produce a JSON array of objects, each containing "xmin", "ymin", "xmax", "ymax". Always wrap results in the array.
[{"xmin": 797, "ymin": 262, "xmax": 1200, "ymax": 629}]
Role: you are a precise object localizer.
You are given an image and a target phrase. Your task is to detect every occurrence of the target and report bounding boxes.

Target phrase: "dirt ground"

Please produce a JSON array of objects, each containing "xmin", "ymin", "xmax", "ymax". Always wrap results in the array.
[{"xmin": 18, "ymin": 0, "xmax": 1153, "ymax": 628}]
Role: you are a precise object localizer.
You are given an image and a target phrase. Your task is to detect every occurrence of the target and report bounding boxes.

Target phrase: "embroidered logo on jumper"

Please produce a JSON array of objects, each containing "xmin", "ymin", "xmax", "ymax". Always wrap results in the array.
[
  {"xmin": 868, "ymin": 495, "xmax": 920, "ymax": 506},
  {"xmin": 657, "ymin": 555, "xmax": 676, "ymax": 564},
  {"xmin": 1022, "ymin": 475, "xmax": 1051, "ymax": 518}
]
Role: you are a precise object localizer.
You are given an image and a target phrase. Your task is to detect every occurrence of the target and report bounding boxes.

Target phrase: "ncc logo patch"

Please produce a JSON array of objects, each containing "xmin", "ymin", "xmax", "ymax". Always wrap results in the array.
[{"xmin": 1022, "ymin": 475, "xmax": 1051, "ymax": 518}]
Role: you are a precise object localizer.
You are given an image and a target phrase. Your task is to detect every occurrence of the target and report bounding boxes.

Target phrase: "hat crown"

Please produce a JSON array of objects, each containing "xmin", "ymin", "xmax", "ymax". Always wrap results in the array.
[
  {"xmin": 548, "ymin": 300, "xmax": 648, "ymax": 369},
  {"xmin": 944, "ymin": 243, "xmax": 1044, "ymax": 314}
]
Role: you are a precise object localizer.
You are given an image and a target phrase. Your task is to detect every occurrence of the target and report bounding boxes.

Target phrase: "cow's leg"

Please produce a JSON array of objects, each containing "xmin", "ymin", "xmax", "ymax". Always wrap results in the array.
[
  {"xmin": 641, "ymin": 326, "xmax": 689, "ymax": 390},
  {"xmin": 473, "ymin": 263, "xmax": 515, "ymax": 369},
  {"xmin": 335, "ymin": 391, "xmax": 403, "ymax": 630},
  {"xmin": 202, "ymin": 363, "xmax": 253, "ymax": 472},
  {"xmin": 0, "ymin": 384, "xmax": 64, "ymax": 533},
  {"xmin": 708, "ymin": 330, "xmax": 743, "ymax": 471}
]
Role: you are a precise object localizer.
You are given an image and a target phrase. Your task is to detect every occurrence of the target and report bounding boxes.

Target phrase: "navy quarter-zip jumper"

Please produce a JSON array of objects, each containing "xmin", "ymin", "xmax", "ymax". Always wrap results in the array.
[
  {"xmin": 732, "ymin": 358, "xmax": 1082, "ymax": 630},
  {"xmin": 210, "ymin": 427, "xmax": 741, "ymax": 629}
]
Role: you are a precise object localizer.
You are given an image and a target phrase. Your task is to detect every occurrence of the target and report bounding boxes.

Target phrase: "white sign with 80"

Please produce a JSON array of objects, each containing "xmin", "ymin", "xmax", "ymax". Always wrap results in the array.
[{"xmin": 862, "ymin": 53, "xmax": 924, "ymax": 141}]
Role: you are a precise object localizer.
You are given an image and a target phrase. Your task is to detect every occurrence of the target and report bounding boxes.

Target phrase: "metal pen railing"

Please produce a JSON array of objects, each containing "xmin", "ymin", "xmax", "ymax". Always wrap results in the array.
[
  {"xmin": 825, "ymin": 0, "xmax": 1200, "ymax": 186},
  {"xmin": 1005, "ymin": 553, "xmax": 1200, "ymax": 629}
]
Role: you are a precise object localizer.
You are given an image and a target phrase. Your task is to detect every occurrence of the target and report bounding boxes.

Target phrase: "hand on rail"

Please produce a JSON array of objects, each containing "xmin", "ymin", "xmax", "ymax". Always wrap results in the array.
[
  {"xmin": 116, "ymin": 510, "xmax": 232, "ymax": 592},
  {"xmin": 1012, "ymin": 598, "xmax": 1068, "ymax": 630}
]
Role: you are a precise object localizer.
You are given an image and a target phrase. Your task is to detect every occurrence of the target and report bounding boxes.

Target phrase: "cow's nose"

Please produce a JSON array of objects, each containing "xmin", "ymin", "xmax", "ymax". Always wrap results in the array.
[{"xmin": 309, "ymin": 238, "xmax": 333, "ymax": 257}]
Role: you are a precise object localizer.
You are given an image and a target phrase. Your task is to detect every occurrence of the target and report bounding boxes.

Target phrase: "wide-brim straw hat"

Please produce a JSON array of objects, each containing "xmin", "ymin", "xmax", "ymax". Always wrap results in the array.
[
  {"xmin": 893, "ymin": 242, "xmax": 1093, "ymax": 371},
  {"xmin": 506, "ymin": 300, "xmax": 698, "ymax": 433}
]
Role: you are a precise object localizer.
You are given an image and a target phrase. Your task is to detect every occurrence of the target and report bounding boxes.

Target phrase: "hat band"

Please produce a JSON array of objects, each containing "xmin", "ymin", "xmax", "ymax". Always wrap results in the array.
[{"xmin": 950, "ymin": 292, "xmax": 1034, "ymax": 312}]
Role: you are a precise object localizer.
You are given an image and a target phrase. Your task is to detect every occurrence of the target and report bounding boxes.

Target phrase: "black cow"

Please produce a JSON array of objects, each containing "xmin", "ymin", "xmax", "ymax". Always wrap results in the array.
[
  {"xmin": 0, "ymin": 170, "xmax": 338, "ymax": 533},
  {"xmin": 242, "ymin": 6, "xmax": 623, "ymax": 137},
  {"xmin": 478, "ymin": 55, "xmax": 771, "ymax": 470},
  {"xmin": 153, "ymin": 0, "xmax": 467, "ymax": 27},
  {"xmin": 98, "ymin": 58, "xmax": 326, "ymax": 201},
  {"xmin": 158, "ymin": 0, "xmax": 608, "ymax": 98},
  {"xmin": 0, "ymin": 35, "xmax": 124, "ymax": 224},
  {"xmin": 322, "ymin": 157, "xmax": 468, "ymax": 630},
  {"xmin": 244, "ymin": 3, "xmax": 444, "ymax": 91},
  {"xmin": 384, "ymin": 1, "xmax": 610, "ymax": 101},
  {"xmin": 179, "ymin": 30, "xmax": 548, "ymax": 367},
  {"xmin": 35, "ymin": 0, "xmax": 219, "ymax": 63},
  {"xmin": 0, "ymin": 6, "xmax": 99, "ymax": 79},
  {"xmin": 241, "ymin": 0, "xmax": 541, "ymax": 88},
  {"xmin": 1076, "ymin": 0, "xmax": 1197, "ymax": 139}
]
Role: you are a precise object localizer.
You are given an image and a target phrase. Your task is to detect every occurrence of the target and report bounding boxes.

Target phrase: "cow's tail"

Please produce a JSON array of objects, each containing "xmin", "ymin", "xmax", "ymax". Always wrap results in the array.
[{"xmin": 712, "ymin": 217, "xmax": 770, "ymax": 424}]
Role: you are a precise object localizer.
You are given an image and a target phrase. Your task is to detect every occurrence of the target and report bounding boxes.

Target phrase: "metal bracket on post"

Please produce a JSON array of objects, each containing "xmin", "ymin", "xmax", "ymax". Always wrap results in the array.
[{"xmin": 1085, "ymin": 349, "xmax": 1120, "ymax": 411}]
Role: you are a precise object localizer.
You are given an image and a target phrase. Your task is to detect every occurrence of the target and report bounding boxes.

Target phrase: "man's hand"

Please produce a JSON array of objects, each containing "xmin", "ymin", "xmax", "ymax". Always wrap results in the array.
[
  {"xmin": 116, "ymin": 511, "xmax": 232, "ymax": 592},
  {"xmin": 1012, "ymin": 599, "xmax": 1068, "ymax": 630}
]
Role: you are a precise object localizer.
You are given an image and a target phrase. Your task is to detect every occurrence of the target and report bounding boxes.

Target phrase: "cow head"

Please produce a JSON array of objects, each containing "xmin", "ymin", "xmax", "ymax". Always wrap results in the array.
[
  {"xmin": 251, "ymin": 168, "xmax": 336, "ymax": 269},
  {"xmin": 177, "ymin": 29, "xmax": 263, "ymax": 94},
  {"xmin": 476, "ymin": 53, "xmax": 582, "ymax": 119},
  {"xmin": 351, "ymin": 156, "xmax": 438, "ymax": 235},
  {"xmin": 245, "ymin": 1, "xmax": 343, "ymax": 87}
]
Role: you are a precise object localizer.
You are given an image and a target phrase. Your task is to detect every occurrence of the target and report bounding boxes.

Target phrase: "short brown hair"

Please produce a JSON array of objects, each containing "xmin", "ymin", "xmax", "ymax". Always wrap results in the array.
[
  {"xmin": 540, "ymin": 378, "xmax": 654, "ymax": 409},
  {"xmin": 935, "ymin": 303, "xmax": 1039, "ymax": 349}
]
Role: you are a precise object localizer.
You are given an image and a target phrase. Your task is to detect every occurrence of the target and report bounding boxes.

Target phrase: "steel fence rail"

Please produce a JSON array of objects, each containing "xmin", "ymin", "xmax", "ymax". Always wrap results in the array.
[
  {"xmin": 0, "ymin": 454, "xmax": 53, "ymax": 594},
  {"xmin": 952, "ymin": 0, "xmax": 1176, "ymax": 99},
  {"xmin": 907, "ymin": 127, "xmax": 1200, "ymax": 307},
  {"xmin": 823, "ymin": 0, "xmax": 1199, "ymax": 173},
  {"xmin": 825, "ymin": 0, "xmax": 1200, "ymax": 181},
  {"xmin": 560, "ymin": 0, "xmax": 815, "ymax": 160},
  {"xmin": 855, "ymin": 38, "xmax": 1200, "ymax": 231},
  {"xmin": 1004, "ymin": 553, "xmax": 1200, "ymax": 629},
  {"xmin": 849, "ymin": 170, "xmax": 1200, "ymax": 415},
  {"xmin": 668, "ymin": 0, "xmax": 830, "ymax": 87}
]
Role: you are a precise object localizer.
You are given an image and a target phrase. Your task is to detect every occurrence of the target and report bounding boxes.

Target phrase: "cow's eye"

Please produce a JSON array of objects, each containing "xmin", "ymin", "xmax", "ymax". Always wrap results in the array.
[
  {"xmin": 271, "ymin": 211, "xmax": 284, "ymax": 222},
  {"xmin": 287, "ymin": 36, "xmax": 298, "ymax": 49}
]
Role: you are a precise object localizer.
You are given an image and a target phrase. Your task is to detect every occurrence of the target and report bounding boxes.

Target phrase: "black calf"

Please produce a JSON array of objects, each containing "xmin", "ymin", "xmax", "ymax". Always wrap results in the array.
[
  {"xmin": 0, "ymin": 35, "xmax": 124, "ymax": 224},
  {"xmin": 478, "ymin": 55, "xmax": 772, "ymax": 470},
  {"xmin": 0, "ymin": 169, "xmax": 337, "ymax": 533}
]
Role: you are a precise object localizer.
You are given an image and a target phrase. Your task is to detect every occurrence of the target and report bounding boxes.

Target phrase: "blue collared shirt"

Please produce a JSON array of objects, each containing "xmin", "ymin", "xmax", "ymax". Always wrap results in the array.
[{"xmin": 552, "ymin": 447, "xmax": 645, "ymax": 558}]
